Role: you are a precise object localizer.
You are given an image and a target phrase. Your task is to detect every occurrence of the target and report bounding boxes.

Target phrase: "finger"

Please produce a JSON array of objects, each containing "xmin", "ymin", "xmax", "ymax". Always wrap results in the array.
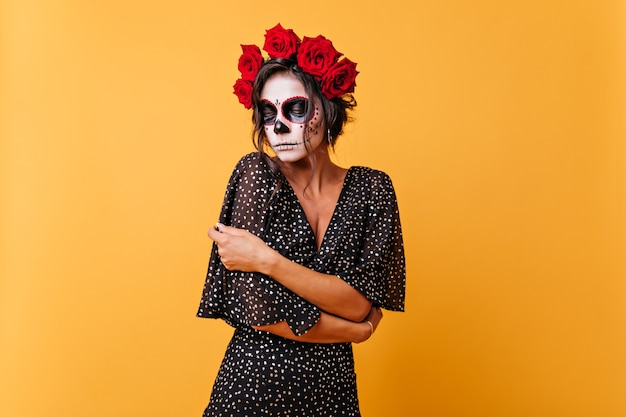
[
  {"xmin": 207, "ymin": 225, "xmax": 222, "ymax": 242},
  {"xmin": 216, "ymin": 222, "xmax": 237, "ymax": 235}
]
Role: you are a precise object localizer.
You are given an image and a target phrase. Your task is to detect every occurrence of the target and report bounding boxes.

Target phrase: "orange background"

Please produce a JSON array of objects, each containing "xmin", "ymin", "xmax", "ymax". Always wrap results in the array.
[{"xmin": 1, "ymin": 1, "xmax": 625, "ymax": 416}]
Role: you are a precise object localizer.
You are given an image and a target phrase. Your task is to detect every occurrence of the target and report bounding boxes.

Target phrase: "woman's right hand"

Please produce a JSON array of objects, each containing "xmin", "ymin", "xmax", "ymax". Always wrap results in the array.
[{"xmin": 208, "ymin": 223, "xmax": 275, "ymax": 273}]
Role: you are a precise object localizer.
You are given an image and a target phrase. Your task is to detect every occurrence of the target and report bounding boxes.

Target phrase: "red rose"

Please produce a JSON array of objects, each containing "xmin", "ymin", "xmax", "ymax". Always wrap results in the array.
[
  {"xmin": 321, "ymin": 58, "xmax": 358, "ymax": 99},
  {"xmin": 296, "ymin": 35, "xmax": 342, "ymax": 80},
  {"xmin": 233, "ymin": 78, "xmax": 254, "ymax": 109},
  {"xmin": 263, "ymin": 23, "xmax": 301, "ymax": 59},
  {"xmin": 237, "ymin": 44, "xmax": 263, "ymax": 81}
]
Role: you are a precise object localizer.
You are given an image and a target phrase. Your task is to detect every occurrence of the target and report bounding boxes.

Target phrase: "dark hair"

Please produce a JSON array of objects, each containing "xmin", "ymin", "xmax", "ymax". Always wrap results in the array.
[{"xmin": 250, "ymin": 59, "xmax": 356, "ymax": 160}]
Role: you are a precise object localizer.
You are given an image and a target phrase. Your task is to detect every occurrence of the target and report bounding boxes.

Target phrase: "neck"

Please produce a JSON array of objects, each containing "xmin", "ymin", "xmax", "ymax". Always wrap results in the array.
[{"xmin": 279, "ymin": 148, "xmax": 342, "ymax": 196}]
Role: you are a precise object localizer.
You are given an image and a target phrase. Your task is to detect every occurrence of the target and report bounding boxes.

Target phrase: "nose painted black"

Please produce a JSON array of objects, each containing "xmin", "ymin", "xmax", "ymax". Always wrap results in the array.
[{"xmin": 273, "ymin": 119, "xmax": 290, "ymax": 134}]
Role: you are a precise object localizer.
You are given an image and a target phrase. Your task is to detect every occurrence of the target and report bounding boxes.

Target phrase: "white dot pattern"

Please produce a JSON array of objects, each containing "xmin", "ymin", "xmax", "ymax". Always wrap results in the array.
[{"xmin": 197, "ymin": 153, "xmax": 406, "ymax": 416}]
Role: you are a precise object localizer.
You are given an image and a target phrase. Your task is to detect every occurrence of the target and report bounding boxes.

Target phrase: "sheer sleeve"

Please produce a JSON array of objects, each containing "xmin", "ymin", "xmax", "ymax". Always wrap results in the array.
[
  {"xmin": 335, "ymin": 169, "xmax": 406, "ymax": 311},
  {"xmin": 196, "ymin": 153, "xmax": 321, "ymax": 335}
]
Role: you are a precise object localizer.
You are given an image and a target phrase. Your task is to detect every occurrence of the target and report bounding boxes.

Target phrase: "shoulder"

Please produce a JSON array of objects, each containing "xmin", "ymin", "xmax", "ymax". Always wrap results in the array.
[
  {"xmin": 227, "ymin": 152, "xmax": 273, "ymax": 179},
  {"xmin": 349, "ymin": 166, "xmax": 395, "ymax": 190},
  {"xmin": 347, "ymin": 167, "xmax": 399, "ymax": 211},
  {"xmin": 221, "ymin": 153, "xmax": 279, "ymax": 204}
]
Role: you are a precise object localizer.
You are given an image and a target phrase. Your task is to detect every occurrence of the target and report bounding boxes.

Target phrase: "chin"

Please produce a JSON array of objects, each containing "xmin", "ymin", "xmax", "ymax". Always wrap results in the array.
[{"xmin": 273, "ymin": 150, "xmax": 309, "ymax": 163}]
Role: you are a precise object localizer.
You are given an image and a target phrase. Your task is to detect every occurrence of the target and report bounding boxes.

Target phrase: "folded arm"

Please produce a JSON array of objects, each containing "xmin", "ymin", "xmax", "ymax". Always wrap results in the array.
[
  {"xmin": 253, "ymin": 306, "xmax": 382, "ymax": 344},
  {"xmin": 208, "ymin": 224, "xmax": 372, "ymax": 322}
]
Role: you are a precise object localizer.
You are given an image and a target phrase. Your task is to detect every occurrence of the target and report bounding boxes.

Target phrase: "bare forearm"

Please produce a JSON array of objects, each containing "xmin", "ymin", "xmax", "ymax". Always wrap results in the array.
[
  {"xmin": 209, "ymin": 224, "xmax": 372, "ymax": 322},
  {"xmin": 261, "ymin": 250, "xmax": 371, "ymax": 322},
  {"xmin": 252, "ymin": 312, "xmax": 372, "ymax": 344}
]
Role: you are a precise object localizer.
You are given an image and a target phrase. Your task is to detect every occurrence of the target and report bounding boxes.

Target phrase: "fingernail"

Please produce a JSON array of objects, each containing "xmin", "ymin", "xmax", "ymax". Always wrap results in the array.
[{"xmin": 216, "ymin": 222, "xmax": 225, "ymax": 232}]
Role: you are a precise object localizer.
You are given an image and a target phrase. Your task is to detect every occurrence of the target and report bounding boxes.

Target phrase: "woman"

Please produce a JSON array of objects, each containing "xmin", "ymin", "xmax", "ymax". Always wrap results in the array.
[{"xmin": 197, "ymin": 24, "xmax": 406, "ymax": 416}]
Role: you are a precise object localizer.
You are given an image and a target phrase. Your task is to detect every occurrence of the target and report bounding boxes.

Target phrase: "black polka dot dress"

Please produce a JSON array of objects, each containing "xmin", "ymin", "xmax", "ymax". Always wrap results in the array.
[{"xmin": 198, "ymin": 153, "xmax": 406, "ymax": 416}]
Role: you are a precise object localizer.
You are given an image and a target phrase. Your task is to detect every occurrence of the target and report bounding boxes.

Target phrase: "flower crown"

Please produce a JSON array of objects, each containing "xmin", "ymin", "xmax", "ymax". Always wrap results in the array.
[{"xmin": 233, "ymin": 24, "xmax": 359, "ymax": 109}]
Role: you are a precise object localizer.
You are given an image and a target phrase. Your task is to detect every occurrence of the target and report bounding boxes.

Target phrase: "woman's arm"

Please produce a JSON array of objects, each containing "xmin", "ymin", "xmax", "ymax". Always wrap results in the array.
[
  {"xmin": 208, "ymin": 224, "xmax": 372, "ymax": 322},
  {"xmin": 254, "ymin": 307, "xmax": 383, "ymax": 344}
]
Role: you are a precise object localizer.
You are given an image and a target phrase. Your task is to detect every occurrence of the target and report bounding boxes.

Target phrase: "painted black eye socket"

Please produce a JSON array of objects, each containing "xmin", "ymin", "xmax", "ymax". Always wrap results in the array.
[
  {"xmin": 260, "ymin": 102, "xmax": 277, "ymax": 125},
  {"xmin": 260, "ymin": 97, "xmax": 311, "ymax": 125},
  {"xmin": 282, "ymin": 97, "xmax": 308, "ymax": 123}
]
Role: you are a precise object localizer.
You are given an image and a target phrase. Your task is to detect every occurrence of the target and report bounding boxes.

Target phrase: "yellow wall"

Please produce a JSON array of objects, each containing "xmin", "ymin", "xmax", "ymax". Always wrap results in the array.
[{"xmin": 1, "ymin": 1, "xmax": 624, "ymax": 416}]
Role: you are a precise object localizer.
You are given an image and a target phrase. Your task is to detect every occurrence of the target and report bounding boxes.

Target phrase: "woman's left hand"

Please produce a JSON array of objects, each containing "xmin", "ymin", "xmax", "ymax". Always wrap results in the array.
[
  {"xmin": 365, "ymin": 306, "xmax": 383, "ymax": 333},
  {"xmin": 207, "ymin": 223, "xmax": 273, "ymax": 273}
]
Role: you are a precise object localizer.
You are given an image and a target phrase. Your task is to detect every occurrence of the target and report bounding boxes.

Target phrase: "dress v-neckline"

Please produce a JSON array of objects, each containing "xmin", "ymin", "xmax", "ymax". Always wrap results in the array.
[{"xmin": 284, "ymin": 167, "xmax": 353, "ymax": 252}]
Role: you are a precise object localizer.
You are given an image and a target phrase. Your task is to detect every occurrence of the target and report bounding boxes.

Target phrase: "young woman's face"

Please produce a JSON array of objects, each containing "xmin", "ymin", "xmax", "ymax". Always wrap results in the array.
[{"xmin": 259, "ymin": 73, "xmax": 325, "ymax": 162}]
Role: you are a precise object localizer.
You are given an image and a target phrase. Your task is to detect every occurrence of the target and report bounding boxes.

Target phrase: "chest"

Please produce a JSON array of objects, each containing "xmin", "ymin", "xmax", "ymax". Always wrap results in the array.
[
  {"xmin": 297, "ymin": 194, "xmax": 340, "ymax": 249},
  {"xmin": 262, "ymin": 174, "xmax": 373, "ymax": 269}
]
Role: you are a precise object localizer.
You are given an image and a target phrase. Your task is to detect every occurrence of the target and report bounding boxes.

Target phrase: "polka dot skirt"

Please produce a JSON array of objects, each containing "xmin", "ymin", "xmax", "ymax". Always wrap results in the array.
[{"xmin": 198, "ymin": 153, "xmax": 406, "ymax": 416}]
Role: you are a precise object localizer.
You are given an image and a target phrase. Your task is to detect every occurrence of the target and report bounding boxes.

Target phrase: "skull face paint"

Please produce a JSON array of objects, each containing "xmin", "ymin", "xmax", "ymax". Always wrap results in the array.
[
  {"xmin": 273, "ymin": 119, "xmax": 290, "ymax": 134},
  {"xmin": 260, "ymin": 73, "xmax": 326, "ymax": 163},
  {"xmin": 307, "ymin": 105, "xmax": 322, "ymax": 137},
  {"xmin": 260, "ymin": 97, "xmax": 312, "ymax": 125}
]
